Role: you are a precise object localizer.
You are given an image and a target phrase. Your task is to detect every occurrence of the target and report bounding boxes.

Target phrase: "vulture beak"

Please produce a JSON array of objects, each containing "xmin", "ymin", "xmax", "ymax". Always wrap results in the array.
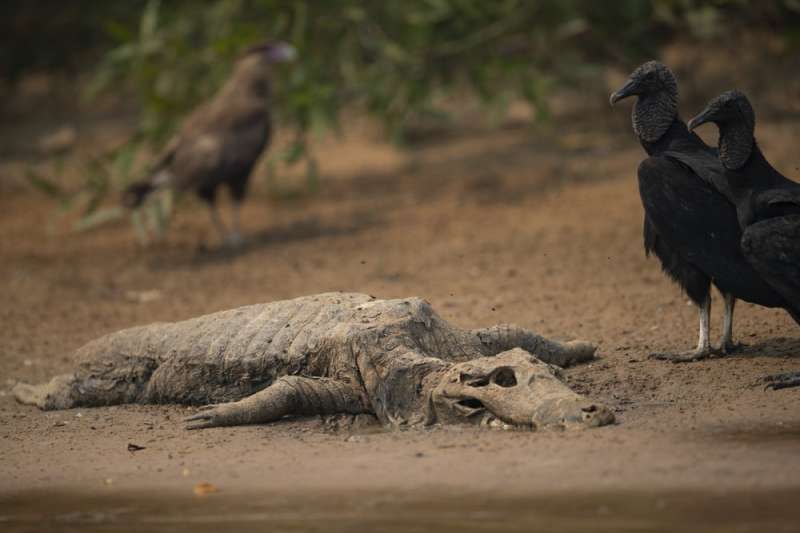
[
  {"xmin": 687, "ymin": 107, "xmax": 713, "ymax": 132},
  {"xmin": 609, "ymin": 78, "xmax": 638, "ymax": 106}
]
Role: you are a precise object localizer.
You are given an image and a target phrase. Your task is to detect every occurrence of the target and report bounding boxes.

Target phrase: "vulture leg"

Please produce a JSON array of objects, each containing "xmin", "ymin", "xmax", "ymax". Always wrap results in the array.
[
  {"xmin": 719, "ymin": 292, "xmax": 742, "ymax": 354},
  {"xmin": 652, "ymin": 297, "xmax": 714, "ymax": 362},
  {"xmin": 185, "ymin": 376, "xmax": 368, "ymax": 429},
  {"xmin": 764, "ymin": 371, "xmax": 800, "ymax": 391}
]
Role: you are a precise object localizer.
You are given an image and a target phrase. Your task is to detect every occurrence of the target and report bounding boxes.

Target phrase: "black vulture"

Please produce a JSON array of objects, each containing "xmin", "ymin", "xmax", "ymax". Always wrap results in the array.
[
  {"xmin": 123, "ymin": 41, "xmax": 296, "ymax": 246},
  {"xmin": 610, "ymin": 61, "xmax": 787, "ymax": 361},
  {"xmin": 688, "ymin": 90, "xmax": 800, "ymax": 389}
]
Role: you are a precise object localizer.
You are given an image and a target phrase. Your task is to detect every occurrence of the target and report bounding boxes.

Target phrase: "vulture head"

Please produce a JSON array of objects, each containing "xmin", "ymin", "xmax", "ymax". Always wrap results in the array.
[
  {"xmin": 687, "ymin": 90, "xmax": 755, "ymax": 133},
  {"xmin": 609, "ymin": 61, "xmax": 677, "ymax": 105},
  {"xmin": 688, "ymin": 91, "xmax": 756, "ymax": 169},
  {"xmin": 610, "ymin": 61, "xmax": 679, "ymax": 143}
]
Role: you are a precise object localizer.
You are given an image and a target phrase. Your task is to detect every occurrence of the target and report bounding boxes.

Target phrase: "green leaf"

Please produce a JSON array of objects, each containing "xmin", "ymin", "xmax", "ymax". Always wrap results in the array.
[
  {"xmin": 103, "ymin": 20, "xmax": 134, "ymax": 43},
  {"xmin": 74, "ymin": 207, "xmax": 126, "ymax": 232},
  {"xmin": 24, "ymin": 168, "xmax": 64, "ymax": 198},
  {"xmin": 131, "ymin": 210, "xmax": 150, "ymax": 246},
  {"xmin": 306, "ymin": 154, "xmax": 319, "ymax": 192},
  {"xmin": 140, "ymin": 0, "xmax": 161, "ymax": 42}
]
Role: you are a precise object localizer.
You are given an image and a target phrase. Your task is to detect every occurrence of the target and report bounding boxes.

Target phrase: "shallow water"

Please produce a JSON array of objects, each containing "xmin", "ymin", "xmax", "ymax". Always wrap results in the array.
[{"xmin": 2, "ymin": 488, "xmax": 799, "ymax": 533}]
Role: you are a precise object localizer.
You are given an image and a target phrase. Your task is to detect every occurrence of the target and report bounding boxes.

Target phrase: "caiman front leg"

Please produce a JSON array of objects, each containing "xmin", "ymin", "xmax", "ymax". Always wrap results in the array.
[
  {"xmin": 185, "ymin": 376, "xmax": 369, "ymax": 429},
  {"xmin": 472, "ymin": 325, "xmax": 596, "ymax": 367}
]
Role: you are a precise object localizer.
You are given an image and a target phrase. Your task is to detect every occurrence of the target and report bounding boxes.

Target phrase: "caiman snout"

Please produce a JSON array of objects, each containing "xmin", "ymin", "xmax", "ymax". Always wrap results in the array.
[{"xmin": 530, "ymin": 397, "xmax": 615, "ymax": 430}]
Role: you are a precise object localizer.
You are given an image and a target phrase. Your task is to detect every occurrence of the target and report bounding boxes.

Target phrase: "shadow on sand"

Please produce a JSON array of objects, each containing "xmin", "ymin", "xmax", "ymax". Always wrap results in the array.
[{"xmin": 145, "ymin": 209, "xmax": 384, "ymax": 270}]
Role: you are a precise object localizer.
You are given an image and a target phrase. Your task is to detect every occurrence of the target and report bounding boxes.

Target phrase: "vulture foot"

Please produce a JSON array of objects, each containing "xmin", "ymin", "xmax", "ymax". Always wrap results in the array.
[{"xmin": 719, "ymin": 341, "xmax": 746, "ymax": 355}]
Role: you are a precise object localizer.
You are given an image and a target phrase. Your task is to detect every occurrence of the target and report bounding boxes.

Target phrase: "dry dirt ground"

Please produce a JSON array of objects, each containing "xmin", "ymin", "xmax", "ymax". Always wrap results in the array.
[{"xmin": 1, "ymin": 101, "xmax": 800, "ymax": 531}]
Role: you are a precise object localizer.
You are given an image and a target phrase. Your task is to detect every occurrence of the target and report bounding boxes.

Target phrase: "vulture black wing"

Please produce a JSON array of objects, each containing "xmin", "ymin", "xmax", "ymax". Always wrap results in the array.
[
  {"xmin": 741, "ymin": 215, "xmax": 800, "ymax": 323},
  {"xmin": 642, "ymin": 212, "xmax": 710, "ymax": 306},
  {"xmin": 754, "ymin": 188, "xmax": 800, "ymax": 219},
  {"xmin": 661, "ymin": 148, "xmax": 734, "ymax": 203},
  {"xmin": 638, "ymin": 156, "xmax": 787, "ymax": 308}
]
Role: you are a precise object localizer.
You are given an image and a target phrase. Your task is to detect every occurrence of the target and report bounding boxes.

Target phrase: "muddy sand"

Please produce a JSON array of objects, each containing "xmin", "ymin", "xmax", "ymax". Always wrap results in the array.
[{"xmin": 1, "ymin": 109, "xmax": 799, "ymax": 531}]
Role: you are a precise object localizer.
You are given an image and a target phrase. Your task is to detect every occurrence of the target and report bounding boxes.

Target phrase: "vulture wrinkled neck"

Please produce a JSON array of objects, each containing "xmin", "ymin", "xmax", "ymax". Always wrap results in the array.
[
  {"xmin": 718, "ymin": 120, "xmax": 755, "ymax": 170},
  {"xmin": 633, "ymin": 90, "xmax": 678, "ymax": 143}
]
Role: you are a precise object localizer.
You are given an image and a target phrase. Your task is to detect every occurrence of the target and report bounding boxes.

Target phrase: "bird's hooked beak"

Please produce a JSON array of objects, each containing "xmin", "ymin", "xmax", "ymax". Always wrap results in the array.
[
  {"xmin": 609, "ymin": 78, "xmax": 639, "ymax": 106},
  {"xmin": 686, "ymin": 107, "xmax": 714, "ymax": 132},
  {"xmin": 267, "ymin": 42, "xmax": 297, "ymax": 63}
]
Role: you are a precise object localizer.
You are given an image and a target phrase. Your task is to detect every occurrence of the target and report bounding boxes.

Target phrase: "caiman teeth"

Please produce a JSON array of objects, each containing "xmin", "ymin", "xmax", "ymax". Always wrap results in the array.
[
  {"xmin": 453, "ymin": 404, "xmax": 485, "ymax": 417},
  {"xmin": 480, "ymin": 414, "xmax": 536, "ymax": 431}
]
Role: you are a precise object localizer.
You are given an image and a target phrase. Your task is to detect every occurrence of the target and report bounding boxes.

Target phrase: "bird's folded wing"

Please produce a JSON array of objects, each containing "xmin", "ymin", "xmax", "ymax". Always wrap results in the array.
[
  {"xmin": 661, "ymin": 149, "xmax": 732, "ymax": 201},
  {"xmin": 759, "ymin": 188, "xmax": 800, "ymax": 209}
]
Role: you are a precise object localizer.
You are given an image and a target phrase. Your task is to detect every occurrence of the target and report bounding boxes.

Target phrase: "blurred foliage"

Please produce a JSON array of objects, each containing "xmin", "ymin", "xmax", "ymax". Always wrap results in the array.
[
  {"xmin": 10, "ymin": 0, "xmax": 800, "ymax": 235},
  {"xmin": 0, "ymin": 1, "xmax": 143, "ymax": 79}
]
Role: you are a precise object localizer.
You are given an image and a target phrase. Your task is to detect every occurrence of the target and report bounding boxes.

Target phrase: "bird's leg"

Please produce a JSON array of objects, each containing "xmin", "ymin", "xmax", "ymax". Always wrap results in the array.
[
  {"xmin": 651, "ymin": 297, "xmax": 715, "ymax": 363},
  {"xmin": 718, "ymin": 293, "xmax": 743, "ymax": 354},
  {"xmin": 208, "ymin": 204, "xmax": 230, "ymax": 242},
  {"xmin": 224, "ymin": 202, "xmax": 245, "ymax": 248},
  {"xmin": 695, "ymin": 296, "xmax": 711, "ymax": 354},
  {"xmin": 764, "ymin": 371, "xmax": 800, "ymax": 391}
]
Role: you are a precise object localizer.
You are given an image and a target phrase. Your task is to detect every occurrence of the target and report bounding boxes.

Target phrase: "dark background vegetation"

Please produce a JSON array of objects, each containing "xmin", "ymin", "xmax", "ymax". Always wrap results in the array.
[
  {"xmin": 3, "ymin": 1, "xmax": 800, "ymax": 227},
  {"xmin": 5, "ymin": 1, "xmax": 800, "ymax": 132}
]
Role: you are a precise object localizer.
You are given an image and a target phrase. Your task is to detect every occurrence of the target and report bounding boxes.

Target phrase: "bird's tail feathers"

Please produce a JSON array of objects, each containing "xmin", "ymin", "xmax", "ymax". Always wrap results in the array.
[{"xmin": 121, "ymin": 170, "xmax": 172, "ymax": 208}]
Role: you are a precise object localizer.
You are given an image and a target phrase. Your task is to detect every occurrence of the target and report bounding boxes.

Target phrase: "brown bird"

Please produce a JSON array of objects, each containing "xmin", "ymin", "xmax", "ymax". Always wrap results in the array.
[{"xmin": 123, "ymin": 41, "xmax": 296, "ymax": 246}]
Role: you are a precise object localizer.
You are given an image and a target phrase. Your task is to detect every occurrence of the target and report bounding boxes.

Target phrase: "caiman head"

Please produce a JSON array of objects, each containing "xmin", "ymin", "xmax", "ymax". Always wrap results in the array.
[{"xmin": 430, "ymin": 349, "xmax": 614, "ymax": 430}]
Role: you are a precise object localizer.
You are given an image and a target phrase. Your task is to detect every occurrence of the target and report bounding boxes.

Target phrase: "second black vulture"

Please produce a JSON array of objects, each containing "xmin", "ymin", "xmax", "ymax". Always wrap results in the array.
[
  {"xmin": 123, "ymin": 41, "xmax": 296, "ymax": 246},
  {"xmin": 610, "ymin": 61, "xmax": 787, "ymax": 361},
  {"xmin": 688, "ymin": 90, "xmax": 800, "ymax": 389}
]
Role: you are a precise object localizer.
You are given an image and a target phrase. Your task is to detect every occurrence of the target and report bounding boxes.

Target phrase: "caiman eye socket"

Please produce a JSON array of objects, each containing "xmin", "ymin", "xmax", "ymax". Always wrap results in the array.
[
  {"xmin": 460, "ymin": 373, "xmax": 490, "ymax": 387},
  {"xmin": 460, "ymin": 368, "xmax": 518, "ymax": 387},
  {"xmin": 491, "ymin": 367, "xmax": 517, "ymax": 387}
]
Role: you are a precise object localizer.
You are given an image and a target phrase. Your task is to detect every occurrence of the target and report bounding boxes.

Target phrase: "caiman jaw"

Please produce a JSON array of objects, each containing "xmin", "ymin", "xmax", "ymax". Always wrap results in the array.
[{"xmin": 451, "ymin": 397, "xmax": 486, "ymax": 418}]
